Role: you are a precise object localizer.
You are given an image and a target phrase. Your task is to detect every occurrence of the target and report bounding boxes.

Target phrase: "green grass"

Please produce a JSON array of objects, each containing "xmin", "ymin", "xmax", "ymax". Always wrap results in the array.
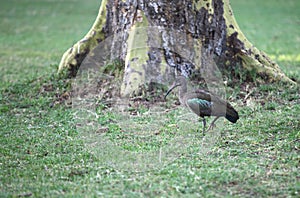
[
  {"xmin": 1, "ymin": 0, "xmax": 300, "ymax": 197},
  {"xmin": 0, "ymin": 0, "xmax": 99, "ymax": 86},
  {"xmin": 230, "ymin": 0, "xmax": 300, "ymax": 80}
]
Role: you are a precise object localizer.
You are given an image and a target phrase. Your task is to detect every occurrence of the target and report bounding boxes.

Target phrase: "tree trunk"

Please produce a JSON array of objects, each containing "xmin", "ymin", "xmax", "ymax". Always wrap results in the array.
[{"xmin": 59, "ymin": 0, "xmax": 294, "ymax": 96}]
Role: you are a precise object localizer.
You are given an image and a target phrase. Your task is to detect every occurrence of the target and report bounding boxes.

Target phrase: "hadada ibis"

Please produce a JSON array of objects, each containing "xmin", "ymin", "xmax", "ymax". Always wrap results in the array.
[{"xmin": 165, "ymin": 76, "xmax": 239, "ymax": 135}]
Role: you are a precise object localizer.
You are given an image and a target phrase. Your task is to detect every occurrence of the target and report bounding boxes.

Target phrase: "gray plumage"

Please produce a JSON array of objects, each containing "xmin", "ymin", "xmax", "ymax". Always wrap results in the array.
[{"xmin": 165, "ymin": 76, "xmax": 239, "ymax": 135}]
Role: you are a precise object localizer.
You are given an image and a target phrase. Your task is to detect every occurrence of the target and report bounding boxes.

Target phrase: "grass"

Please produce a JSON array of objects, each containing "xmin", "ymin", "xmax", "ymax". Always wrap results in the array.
[
  {"xmin": 0, "ymin": 0, "xmax": 100, "ymax": 87},
  {"xmin": 231, "ymin": 0, "xmax": 300, "ymax": 80},
  {"xmin": 0, "ymin": 0, "xmax": 299, "ymax": 197}
]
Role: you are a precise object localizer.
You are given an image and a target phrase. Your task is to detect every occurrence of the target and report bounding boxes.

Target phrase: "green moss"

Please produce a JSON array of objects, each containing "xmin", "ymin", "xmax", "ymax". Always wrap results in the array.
[
  {"xmin": 193, "ymin": 0, "xmax": 214, "ymax": 15},
  {"xmin": 58, "ymin": 0, "xmax": 107, "ymax": 72},
  {"xmin": 121, "ymin": 12, "xmax": 150, "ymax": 96}
]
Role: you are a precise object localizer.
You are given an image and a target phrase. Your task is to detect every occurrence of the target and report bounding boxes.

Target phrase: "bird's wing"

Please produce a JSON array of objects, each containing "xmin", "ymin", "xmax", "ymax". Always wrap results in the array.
[
  {"xmin": 188, "ymin": 89, "xmax": 239, "ymax": 122},
  {"xmin": 193, "ymin": 89, "xmax": 212, "ymax": 101},
  {"xmin": 192, "ymin": 89, "xmax": 230, "ymax": 115},
  {"xmin": 186, "ymin": 98, "xmax": 212, "ymax": 117},
  {"xmin": 194, "ymin": 89, "xmax": 231, "ymax": 105}
]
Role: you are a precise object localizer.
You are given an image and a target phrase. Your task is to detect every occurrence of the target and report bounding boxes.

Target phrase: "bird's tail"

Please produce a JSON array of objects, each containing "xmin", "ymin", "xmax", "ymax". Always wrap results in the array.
[{"xmin": 225, "ymin": 105, "xmax": 239, "ymax": 123}]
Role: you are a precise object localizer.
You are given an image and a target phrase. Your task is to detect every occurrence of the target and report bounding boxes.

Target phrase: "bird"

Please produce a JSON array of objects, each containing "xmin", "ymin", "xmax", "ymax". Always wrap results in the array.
[{"xmin": 164, "ymin": 76, "xmax": 239, "ymax": 135}]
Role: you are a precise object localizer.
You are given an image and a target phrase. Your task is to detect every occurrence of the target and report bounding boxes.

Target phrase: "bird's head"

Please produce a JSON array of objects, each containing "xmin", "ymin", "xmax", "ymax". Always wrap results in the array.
[{"xmin": 164, "ymin": 76, "xmax": 187, "ymax": 99}]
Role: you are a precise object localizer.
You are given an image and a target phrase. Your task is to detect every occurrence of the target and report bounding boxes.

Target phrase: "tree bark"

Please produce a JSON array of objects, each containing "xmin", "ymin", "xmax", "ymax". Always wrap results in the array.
[{"xmin": 59, "ymin": 0, "xmax": 294, "ymax": 96}]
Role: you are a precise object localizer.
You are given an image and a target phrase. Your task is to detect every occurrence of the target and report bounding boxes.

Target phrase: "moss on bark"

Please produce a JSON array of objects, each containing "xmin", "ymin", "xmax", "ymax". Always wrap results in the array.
[{"xmin": 58, "ymin": 0, "xmax": 295, "ymax": 95}]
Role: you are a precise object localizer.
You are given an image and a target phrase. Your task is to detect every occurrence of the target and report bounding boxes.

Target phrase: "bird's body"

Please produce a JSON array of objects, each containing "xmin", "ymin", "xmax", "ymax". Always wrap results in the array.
[
  {"xmin": 183, "ymin": 90, "xmax": 239, "ymax": 123},
  {"xmin": 165, "ymin": 76, "xmax": 239, "ymax": 134}
]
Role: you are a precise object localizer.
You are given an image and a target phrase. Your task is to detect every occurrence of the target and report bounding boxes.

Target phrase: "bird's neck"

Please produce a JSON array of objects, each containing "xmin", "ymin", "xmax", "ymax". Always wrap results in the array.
[{"xmin": 178, "ymin": 84, "xmax": 187, "ymax": 104}]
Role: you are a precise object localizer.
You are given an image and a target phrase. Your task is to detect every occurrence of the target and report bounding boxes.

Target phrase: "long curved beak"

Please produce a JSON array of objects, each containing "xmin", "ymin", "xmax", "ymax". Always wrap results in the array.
[{"xmin": 164, "ymin": 83, "xmax": 179, "ymax": 99}]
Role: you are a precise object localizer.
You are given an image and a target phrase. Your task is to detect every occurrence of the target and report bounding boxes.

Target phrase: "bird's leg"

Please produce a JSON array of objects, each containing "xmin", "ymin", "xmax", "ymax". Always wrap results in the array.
[
  {"xmin": 207, "ymin": 116, "xmax": 220, "ymax": 132},
  {"xmin": 202, "ymin": 117, "xmax": 206, "ymax": 136}
]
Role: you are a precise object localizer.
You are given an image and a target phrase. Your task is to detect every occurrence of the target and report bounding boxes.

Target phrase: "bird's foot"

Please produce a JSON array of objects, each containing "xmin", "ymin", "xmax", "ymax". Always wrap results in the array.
[
  {"xmin": 205, "ymin": 116, "xmax": 220, "ymax": 132},
  {"xmin": 206, "ymin": 123, "xmax": 216, "ymax": 132}
]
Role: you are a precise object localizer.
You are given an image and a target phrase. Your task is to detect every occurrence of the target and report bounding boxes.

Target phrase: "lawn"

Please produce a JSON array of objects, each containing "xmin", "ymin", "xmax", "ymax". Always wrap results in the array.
[{"xmin": 0, "ymin": 0, "xmax": 299, "ymax": 197}]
